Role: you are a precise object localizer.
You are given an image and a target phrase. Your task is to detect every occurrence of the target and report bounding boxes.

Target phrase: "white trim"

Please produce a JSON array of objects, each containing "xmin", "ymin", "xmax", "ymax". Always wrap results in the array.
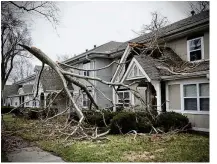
[
  {"xmin": 170, "ymin": 109, "xmax": 209, "ymax": 115},
  {"xmin": 182, "ymin": 82, "xmax": 209, "ymax": 112},
  {"xmin": 167, "ymin": 77, "xmax": 210, "ymax": 114},
  {"xmin": 120, "ymin": 58, "xmax": 151, "ymax": 83},
  {"xmin": 192, "ymin": 127, "xmax": 209, "ymax": 132},
  {"xmin": 187, "ymin": 36, "xmax": 204, "ymax": 62},
  {"xmin": 111, "ymin": 45, "xmax": 131, "ymax": 83}
]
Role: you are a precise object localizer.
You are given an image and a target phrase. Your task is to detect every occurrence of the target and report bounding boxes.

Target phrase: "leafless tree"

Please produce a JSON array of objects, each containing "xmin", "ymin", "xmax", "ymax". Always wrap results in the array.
[
  {"xmin": 188, "ymin": 1, "xmax": 209, "ymax": 15},
  {"xmin": 56, "ymin": 54, "xmax": 73, "ymax": 62},
  {"xmin": 1, "ymin": 1, "xmax": 59, "ymax": 91},
  {"xmin": 8, "ymin": 56, "xmax": 34, "ymax": 83}
]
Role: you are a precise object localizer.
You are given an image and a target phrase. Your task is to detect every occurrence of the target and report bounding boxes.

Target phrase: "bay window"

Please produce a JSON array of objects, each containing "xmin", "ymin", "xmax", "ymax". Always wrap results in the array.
[{"xmin": 183, "ymin": 83, "xmax": 209, "ymax": 111}]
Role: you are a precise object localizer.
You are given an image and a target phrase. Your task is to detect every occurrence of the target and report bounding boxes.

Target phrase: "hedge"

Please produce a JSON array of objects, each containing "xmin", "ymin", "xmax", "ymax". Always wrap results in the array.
[{"xmin": 156, "ymin": 111, "xmax": 191, "ymax": 132}]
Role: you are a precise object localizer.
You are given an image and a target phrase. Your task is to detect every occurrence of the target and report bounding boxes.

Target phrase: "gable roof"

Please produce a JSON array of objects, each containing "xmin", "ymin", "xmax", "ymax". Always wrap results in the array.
[
  {"xmin": 134, "ymin": 47, "xmax": 209, "ymax": 80},
  {"xmin": 2, "ymin": 85, "xmax": 19, "ymax": 98},
  {"xmin": 63, "ymin": 41, "xmax": 123, "ymax": 64},
  {"xmin": 40, "ymin": 67, "xmax": 73, "ymax": 91},
  {"xmin": 22, "ymin": 85, "xmax": 34, "ymax": 94},
  {"xmin": 112, "ymin": 10, "xmax": 209, "ymax": 54}
]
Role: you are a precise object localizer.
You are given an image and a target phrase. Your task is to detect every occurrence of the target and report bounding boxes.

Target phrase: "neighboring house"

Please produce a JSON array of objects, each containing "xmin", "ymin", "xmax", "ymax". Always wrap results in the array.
[
  {"xmin": 2, "ymin": 66, "xmax": 72, "ymax": 112},
  {"xmin": 62, "ymin": 41, "xmax": 123, "ymax": 109},
  {"xmin": 111, "ymin": 10, "xmax": 209, "ymax": 132}
]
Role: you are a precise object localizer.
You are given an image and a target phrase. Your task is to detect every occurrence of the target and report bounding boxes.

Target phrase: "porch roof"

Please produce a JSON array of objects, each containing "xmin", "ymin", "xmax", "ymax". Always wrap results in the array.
[{"xmin": 134, "ymin": 47, "xmax": 209, "ymax": 80}]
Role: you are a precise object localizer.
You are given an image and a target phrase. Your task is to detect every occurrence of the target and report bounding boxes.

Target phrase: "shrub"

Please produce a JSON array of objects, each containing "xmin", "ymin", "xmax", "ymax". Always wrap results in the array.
[
  {"xmin": 21, "ymin": 108, "xmax": 58, "ymax": 120},
  {"xmin": 110, "ymin": 112, "xmax": 137, "ymax": 134},
  {"xmin": 69, "ymin": 110, "xmax": 118, "ymax": 127},
  {"xmin": 1, "ymin": 106, "xmax": 14, "ymax": 114},
  {"xmin": 156, "ymin": 111, "xmax": 191, "ymax": 132},
  {"xmin": 135, "ymin": 112, "xmax": 153, "ymax": 133}
]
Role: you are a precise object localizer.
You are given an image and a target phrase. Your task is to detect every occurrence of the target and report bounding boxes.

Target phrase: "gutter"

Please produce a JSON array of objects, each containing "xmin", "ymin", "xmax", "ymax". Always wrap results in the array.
[
  {"xmin": 109, "ymin": 19, "xmax": 209, "ymax": 58},
  {"xmin": 161, "ymin": 71, "xmax": 209, "ymax": 80},
  {"xmin": 7, "ymin": 93, "xmax": 34, "ymax": 98}
]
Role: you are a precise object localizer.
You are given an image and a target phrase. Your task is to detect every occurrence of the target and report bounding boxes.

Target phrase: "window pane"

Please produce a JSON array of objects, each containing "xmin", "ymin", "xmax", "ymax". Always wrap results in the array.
[
  {"xmin": 184, "ymin": 98, "xmax": 197, "ymax": 110},
  {"xmin": 184, "ymin": 84, "xmax": 197, "ymax": 97},
  {"xmin": 138, "ymin": 69, "xmax": 142, "ymax": 76},
  {"xmin": 134, "ymin": 66, "xmax": 137, "ymax": 76},
  {"xmin": 124, "ymin": 100, "xmax": 130, "ymax": 103},
  {"xmin": 129, "ymin": 70, "xmax": 133, "ymax": 78},
  {"xmin": 189, "ymin": 38, "xmax": 201, "ymax": 51},
  {"xmin": 190, "ymin": 50, "xmax": 201, "ymax": 61},
  {"xmin": 200, "ymin": 98, "xmax": 209, "ymax": 111},
  {"xmin": 118, "ymin": 92, "xmax": 123, "ymax": 99},
  {"xmin": 124, "ymin": 92, "xmax": 129, "ymax": 99},
  {"xmin": 199, "ymin": 83, "xmax": 209, "ymax": 97}
]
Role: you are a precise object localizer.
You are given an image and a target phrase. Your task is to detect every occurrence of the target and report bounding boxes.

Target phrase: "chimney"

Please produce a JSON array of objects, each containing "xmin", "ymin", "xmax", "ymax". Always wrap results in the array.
[
  {"xmin": 94, "ymin": 45, "xmax": 96, "ymax": 48},
  {"xmin": 86, "ymin": 49, "xmax": 88, "ymax": 52},
  {"xmin": 191, "ymin": 10, "xmax": 195, "ymax": 16}
]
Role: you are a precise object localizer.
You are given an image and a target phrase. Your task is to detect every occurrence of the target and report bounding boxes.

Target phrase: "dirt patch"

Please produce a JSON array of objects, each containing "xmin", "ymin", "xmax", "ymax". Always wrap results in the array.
[
  {"xmin": 2, "ymin": 135, "xmax": 36, "ymax": 152},
  {"xmin": 122, "ymin": 151, "xmax": 155, "ymax": 162}
]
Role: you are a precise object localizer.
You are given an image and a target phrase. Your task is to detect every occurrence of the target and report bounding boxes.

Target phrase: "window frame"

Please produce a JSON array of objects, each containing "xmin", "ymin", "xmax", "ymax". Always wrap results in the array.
[
  {"xmin": 187, "ymin": 36, "xmax": 204, "ymax": 62},
  {"xmin": 128, "ymin": 64, "xmax": 143, "ymax": 79},
  {"xmin": 83, "ymin": 62, "xmax": 90, "ymax": 76},
  {"xmin": 116, "ymin": 90, "xmax": 130, "ymax": 107},
  {"xmin": 82, "ymin": 87, "xmax": 92, "ymax": 108},
  {"xmin": 182, "ymin": 83, "xmax": 209, "ymax": 112}
]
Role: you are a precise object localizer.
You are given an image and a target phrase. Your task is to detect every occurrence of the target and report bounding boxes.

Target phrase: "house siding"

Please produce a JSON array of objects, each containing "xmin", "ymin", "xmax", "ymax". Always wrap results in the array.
[
  {"xmin": 167, "ymin": 30, "xmax": 209, "ymax": 61},
  {"xmin": 95, "ymin": 58, "xmax": 113, "ymax": 108},
  {"xmin": 166, "ymin": 77, "xmax": 209, "ymax": 131},
  {"xmin": 168, "ymin": 84, "xmax": 181, "ymax": 110},
  {"xmin": 184, "ymin": 114, "xmax": 209, "ymax": 129}
]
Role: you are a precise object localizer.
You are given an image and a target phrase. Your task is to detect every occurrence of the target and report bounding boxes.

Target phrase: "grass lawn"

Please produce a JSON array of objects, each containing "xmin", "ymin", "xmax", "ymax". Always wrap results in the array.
[{"xmin": 2, "ymin": 114, "xmax": 209, "ymax": 162}]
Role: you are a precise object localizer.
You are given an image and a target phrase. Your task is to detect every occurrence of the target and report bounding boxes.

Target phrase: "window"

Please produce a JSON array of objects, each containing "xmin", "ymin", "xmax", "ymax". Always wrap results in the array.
[
  {"xmin": 82, "ymin": 88, "xmax": 92, "ymax": 108},
  {"xmin": 183, "ymin": 83, "xmax": 209, "ymax": 111},
  {"xmin": 83, "ymin": 93, "xmax": 90, "ymax": 107},
  {"xmin": 187, "ymin": 37, "xmax": 204, "ymax": 61},
  {"xmin": 26, "ymin": 102, "xmax": 29, "ymax": 106},
  {"xmin": 32, "ymin": 101, "xmax": 36, "ymax": 107},
  {"xmin": 117, "ymin": 91, "xmax": 130, "ymax": 107},
  {"xmin": 83, "ymin": 62, "xmax": 90, "ymax": 76},
  {"xmin": 128, "ymin": 65, "xmax": 143, "ymax": 78},
  {"xmin": 15, "ymin": 102, "xmax": 17, "ymax": 106}
]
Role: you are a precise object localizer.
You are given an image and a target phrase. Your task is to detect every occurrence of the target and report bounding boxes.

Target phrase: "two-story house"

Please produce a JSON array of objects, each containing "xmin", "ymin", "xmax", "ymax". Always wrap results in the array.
[{"xmin": 111, "ymin": 10, "xmax": 209, "ymax": 132}]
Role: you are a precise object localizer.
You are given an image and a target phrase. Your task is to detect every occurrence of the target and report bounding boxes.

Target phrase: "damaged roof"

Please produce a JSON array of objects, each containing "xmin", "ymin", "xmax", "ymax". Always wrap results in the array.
[
  {"xmin": 134, "ymin": 47, "xmax": 209, "ymax": 80},
  {"xmin": 113, "ymin": 10, "xmax": 209, "ymax": 53}
]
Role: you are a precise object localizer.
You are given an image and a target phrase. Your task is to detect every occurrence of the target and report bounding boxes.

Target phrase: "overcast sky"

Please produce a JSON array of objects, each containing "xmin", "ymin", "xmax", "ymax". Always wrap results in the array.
[{"xmin": 28, "ymin": 1, "xmax": 190, "ymax": 65}]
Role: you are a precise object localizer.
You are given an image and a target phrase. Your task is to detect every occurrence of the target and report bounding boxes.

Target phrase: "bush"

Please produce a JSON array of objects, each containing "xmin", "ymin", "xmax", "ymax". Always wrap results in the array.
[
  {"xmin": 110, "ymin": 112, "xmax": 137, "ymax": 134},
  {"xmin": 1, "ymin": 106, "xmax": 24, "ymax": 116},
  {"xmin": 69, "ymin": 110, "xmax": 118, "ymax": 127},
  {"xmin": 135, "ymin": 112, "xmax": 153, "ymax": 133},
  {"xmin": 22, "ymin": 107, "xmax": 58, "ymax": 120},
  {"xmin": 156, "ymin": 111, "xmax": 191, "ymax": 132},
  {"xmin": 1, "ymin": 106, "xmax": 14, "ymax": 114}
]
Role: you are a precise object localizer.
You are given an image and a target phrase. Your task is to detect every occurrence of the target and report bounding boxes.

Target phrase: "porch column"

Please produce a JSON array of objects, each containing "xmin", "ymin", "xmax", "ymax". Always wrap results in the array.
[
  {"xmin": 44, "ymin": 93, "xmax": 48, "ymax": 108},
  {"xmin": 151, "ymin": 81, "xmax": 162, "ymax": 113},
  {"xmin": 112, "ymin": 88, "xmax": 116, "ymax": 112}
]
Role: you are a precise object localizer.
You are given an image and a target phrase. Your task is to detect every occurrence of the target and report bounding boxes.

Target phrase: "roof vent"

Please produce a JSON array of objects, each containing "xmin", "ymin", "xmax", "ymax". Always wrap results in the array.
[
  {"xmin": 86, "ymin": 49, "xmax": 88, "ymax": 52},
  {"xmin": 191, "ymin": 10, "xmax": 195, "ymax": 16},
  {"xmin": 94, "ymin": 45, "xmax": 96, "ymax": 48}
]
